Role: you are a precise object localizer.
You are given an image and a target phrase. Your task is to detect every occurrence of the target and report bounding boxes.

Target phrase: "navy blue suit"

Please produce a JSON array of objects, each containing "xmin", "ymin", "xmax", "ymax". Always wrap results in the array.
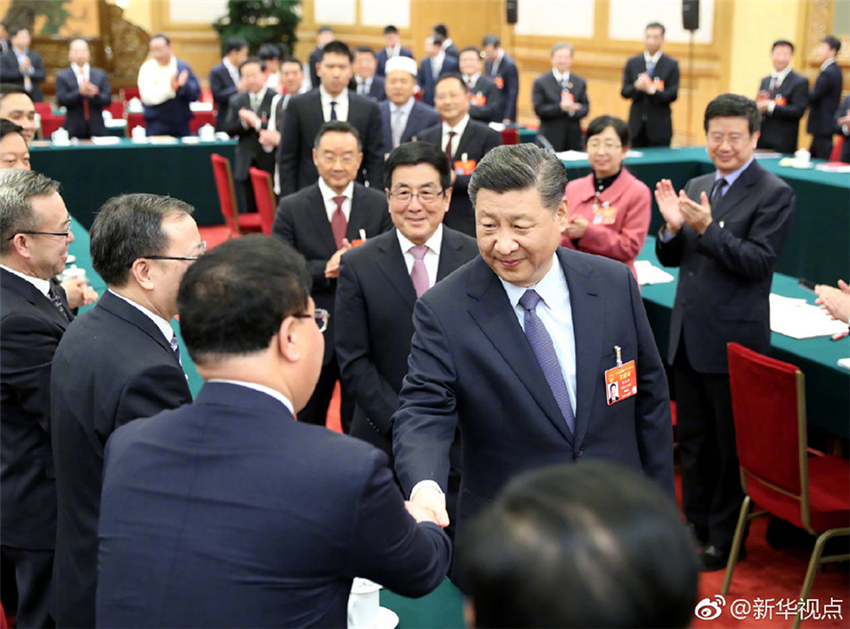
[
  {"xmin": 142, "ymin": 59, "xmax": 201, "ymax": 137},
  {"xmin": 209, "ymin": 62, "xmax": 239, "ymax": 132},
  {"xmin": 418, "ymin": 55, "xmax": 459, "ymax": 106},
  {"xmin": 807, "ymin": 61, "xmax": 843, "ymax": 159},
  {"xmin": 0, "ymin": 49, "xmax": 46, "ymax": 101},
  {"xmin": 354, "ymin": 75, "xmax": 387, "ymax": 102},
  {"xmin": 532, "ymin": 72, "xmax": 590, "ymax": 152},
  {"xmin": 393, "ymin": 249, "xmax": 675, "ymax": 557},
  {"xmin": 376, "ymin": 47, "xmax": 415, "ymax": 77},
  {"xmin": 55, "ymin": 66, "xmax": 112, "ymax": 138},
  {"xmin": 379, "ymin": 99, "xmax": 441, "ymax": 151},
  {"xmin": 485, "ymin": 53, "xmax": 519, "ymax": 122},
  {"xmin": 97, "ymin": 383, "xmax": 451, "ymax": 628}
]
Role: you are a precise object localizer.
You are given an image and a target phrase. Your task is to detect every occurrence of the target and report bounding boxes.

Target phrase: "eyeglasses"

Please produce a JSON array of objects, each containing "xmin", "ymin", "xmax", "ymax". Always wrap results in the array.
[
  {"xmin": 132, "ymin": 241, "xmax": 207, "ymax": 266},
  {"xmin": 388, "ymin": 189, "xmax": 446, "ymax": 204},
  {"xmin": 293, "ymin": 308, "xmax": 329, "ymax": 333},
  {"xmin": 318, "ymin": 153, "xmax": 359, "ymax": 166},
  {"xmin": 586, "ymin": 140, "xmax": 622, "ymax": 151},
  {"xmin": 707, "ymin": 133, "xmax": 750, "ymax": 147},
  {"xmin": 7, "ymin": 220, "xmax": 73, "ymax": 241}
]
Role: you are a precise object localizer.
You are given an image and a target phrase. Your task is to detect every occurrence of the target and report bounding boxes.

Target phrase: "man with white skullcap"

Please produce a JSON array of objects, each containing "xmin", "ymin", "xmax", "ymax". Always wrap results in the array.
[{"xmin": 379, "ymin": 56, "xmax": 441, "ymax": 151}]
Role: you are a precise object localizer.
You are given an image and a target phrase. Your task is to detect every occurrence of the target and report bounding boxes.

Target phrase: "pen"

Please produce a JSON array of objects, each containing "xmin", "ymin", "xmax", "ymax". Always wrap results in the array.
[{"xmin": 831, "ymin": 330, "xmax": 849, "ymax": 341}]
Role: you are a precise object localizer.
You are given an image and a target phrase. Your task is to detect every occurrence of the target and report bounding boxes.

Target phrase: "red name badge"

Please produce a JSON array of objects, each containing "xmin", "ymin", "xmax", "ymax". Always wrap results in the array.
[
  {"xmin": 560, "ymin": 90, "xmax": 574, "ymax": 105},
  {"xmin": 454, "ymin": 158, "xmax": 477, "ymax": 176},
  {"xmin": 605, "ymin": 359, "xmax": 637, "ymax": 406},
  {"xmin": 495, "ymin": 76, "xmax": 504, "ymax": 89},
  {"xmin": 773, "ymin": 94, "xmax": 787, "ymax": 106},
  {"xmin": 471, "ymin": 93, "xmax": 487, "ymax": 107},
  {"xmin": 653, "ymin": 77, "xmax": 665, "ymax": 91}
]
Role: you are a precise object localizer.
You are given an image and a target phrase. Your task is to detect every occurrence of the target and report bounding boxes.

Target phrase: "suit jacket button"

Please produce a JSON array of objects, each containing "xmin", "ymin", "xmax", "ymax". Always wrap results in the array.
[{"xmin": 576, "ymin": 448, "xmax": 583, "ymax": 457}]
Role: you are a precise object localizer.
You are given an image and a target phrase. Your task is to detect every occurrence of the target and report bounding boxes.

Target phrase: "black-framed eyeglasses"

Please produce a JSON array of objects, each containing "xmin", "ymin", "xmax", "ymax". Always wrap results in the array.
[
  {"xmin": 132, "ymin": 241, "xmax": 207, "ymax": 266},
  {"xmin": 6, "ymin": 229, "xmax": 72, "ymax": 240},
  {"xmin": 293, "ymin": 308, "xmax": 329, "ymax": 333},
  {"xmin": 387, "ymin": 189, "xmax": 446, "ymax": 204}
]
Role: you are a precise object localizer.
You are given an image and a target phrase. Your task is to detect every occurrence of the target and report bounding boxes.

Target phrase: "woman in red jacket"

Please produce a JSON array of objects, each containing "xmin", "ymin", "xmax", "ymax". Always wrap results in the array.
[{"xmin": 561, "ymin": 115, "xmax": 650, "ymax": 280}]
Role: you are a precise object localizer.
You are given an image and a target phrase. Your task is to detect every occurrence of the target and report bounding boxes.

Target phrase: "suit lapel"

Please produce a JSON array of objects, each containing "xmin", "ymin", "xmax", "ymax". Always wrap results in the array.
[
  {"xmin": 375, "ymin": 232, "xmax": 417, "ymax": 310},
  {"xmin": 466, "ymin": 260, "xmax": 573, "ymax": 445},
  {"xmin": 305, "ymin": 185, "xmax": 338, "ymax": 255},
  {"xmin": 714, "ymin": 161, "xmax": 756, "ymax": 222},
  {"xmin": 97, "ymin": 291, "xmax": 177, "ymax": 363},
  {"xmin": 455, "ymin": 123, "xmax": 477, "ymax": 159},
  {"xmin": 436, "ymin": 228, "xmax": 472, "ymax": 281},
  {"xmin": 1, "ymin": 270, "xmax": 71, "ymax": 329}
]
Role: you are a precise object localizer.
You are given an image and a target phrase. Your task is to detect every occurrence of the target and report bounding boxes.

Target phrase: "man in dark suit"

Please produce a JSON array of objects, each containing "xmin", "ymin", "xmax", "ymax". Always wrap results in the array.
[
  {"xmin": 621, "ymin": 22, "xmax": 680, "ymax": 148},
  {"xmin": 808, "ymin": 35, "xmax": 843, "ymax": 159},
  {"xmin": 755, "ymin": 40, "xmax": 808, "ymax": 155},
  {"xmin": 459, "ymin": 46, "xmax": 503, "ymax": 124},
  {"xmin": 376, "ymin": 25, "xmax": 414, "ymax": 77},
  {"xmin": 532, "ymin": 43, "xmax": 589, "ymax": 152},
  {"xmin": 0, "ymin": 27, "xmax": 45, "ymax": 102},
  {"xmin": 277, "ymin": 40, "xmax": 385, "ymax": 196},
  {"xmin": 418, "ymin": 35, "xmax": 459, "ymax": 106},
  {"xmin": 308, "ymin": 25, "xmax": 335, "ymax": 89},
  {"xmin": 393, "ymin": 144, "xmax": 675, "ymax": 589},
  {"xmin": 353, "ymin": 46, "xmax": 386, "ymax": 102},
  {"xmin": 835, "ymin": 94, "xmax": 850, "ymax": 163},
  {"xmin": 379, "ymin": 56, "xmax": 441, "ymax": 151},
  {"xmin": 273, "ymin": 121, "xmax": 393, "ymax": 431},
  {"xmin": 96, "ymin": 236, "xmax": 451, "ymax": 627},
  {"xmin": 209, "ymin": 36, "xmax": 248, "ymax": 132},
  {"xmin": 54, "ymin": 38, "xmax": 112, "ymax": 139},
  {"xmin": 419, "ymin": 74, "xmax": 502, "ymax": 237},
  {"xmin": 51, "ymin": 194, "xmax": 199, "ymax": 627},
  {"xmin": 433, "ymin": 24, "xmax": 459, "ymax": 58},
  {"xmin": 224, "ymin": 57, "xmax": 283, "ymax": 215},
  {"xmin": 137, "ymin": 33, "xmax": 200, "ymax": 137},
  {"xmin": 655, "ymin": 94, "xmax": 795, "ymax": 571},
  {"xmin": 337, "ymin": 142, "xmax": 477, "ymax": 463},
  {"xmin": 483, "ymin": 34, "xmax": 519, "ymax": 124},
  {"xmin": 0, "ymin": 170, "xmax": 72, "ymax": 628}
]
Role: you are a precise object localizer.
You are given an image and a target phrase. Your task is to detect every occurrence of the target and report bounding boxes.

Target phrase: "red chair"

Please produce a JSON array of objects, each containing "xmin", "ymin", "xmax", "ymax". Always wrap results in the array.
[
  {"xmin": 189, "ymin": 111, "xmax": 215, "ymax": 135},
  {"xmin": 106, "ymin": 101, "xmax": 126, "ymax": 119},
  {"xmin": 40, "ymin": 115, "xmax": 66, "ymax": 138},
  {"xmin": 722, "ymin": 343, "xmax": 850, "ymax": 629},
  {"xmin": 500, "ymin": 128, "xmax": 519, "ymax": 145},
  {"xmin": 33, "ymin": 101, "xmax": 53, "ymax": 117},
  {"xmin": 126, "ymin": 112, "xmax": 145, "ymax": 135},
  {"xmin": 120, "ymin": 87, "xmax": 140, "ymax": 101},
  {"xmin": 249, "ymin": 167, "xmax": 277, "ymax": 234},
  {"xmin": 830, "ymin": 136, "xmax": 844, "ymax": 162},
  {"xmin": 210, "ymin": 154, "xmax": 264, "ymax": 237},
  {"xmin": 200, "ymin": 86, "xmax": 214, "ymax": 104}
]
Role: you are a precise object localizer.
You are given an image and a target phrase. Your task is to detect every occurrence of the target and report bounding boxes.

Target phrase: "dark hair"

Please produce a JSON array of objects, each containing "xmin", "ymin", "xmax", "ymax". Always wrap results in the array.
[
  {"xmin": 258, "ymin": 43, "xmax": 281, "ymax": 61},
  {"xmin": 239, "ymin": 56, "xmax": 264, "ymax": 74},
  {"xmin": 463, "ymin": 462, "xmax": 698, "ymax": 629},
  {"xmin": 90, "ymin": 194, "xmax": 194, "ymax": 287},
  {"xmin": 313, "ymin": 120, "xmax": 362, "ymax": 151},
  {"xmin": 822, "ymin": 35, "xmax": 841, "ymax": 54},
  {"xmin": 772, "ymin": 39, "xmax": 794, "ymax": 53},
  {"xmin": 150, "ymin": 33, "xmax": 171, "ymax": 46},
  {"xmin": 222, "ymin": 36, "xmax": 248, "ymax": 56},
  {"xmin": 383, "ymin": 25, "xmax": 399, "ymax": 35},
  {"xmin": 646, "ymin": 22, "xmax": 666, "ymax": 35},
  {"xmin": 67, "ymin": 37, "xmax": 89, "ymax": 50},
  {"xmin": 8, "ymin": 26, "xmax": 28, "ymax": 38},
  {"xmin": 281, "ymin": 55, "xmax": 302, "ymax": 67},
  {"xmin": 431, "ymin": 34, "xmax": 444, "ymax": 47},
  {"xmin": 433, "ymin": 23, "xmax": 449, "ymax": 38},
  {"xmin": 703, "ymin": 93, "xmax": 761, "ymax": 134},
  {"xmin": 0, "ymin": 118, "xmax": 25, "ymax": 140},
  {"xmin": 354, "ymin": 45, "xmax": 376, "ymax": 58},
  {"xmin": 482, "ymin": 34, "xmax": 500, "ymax": 48},
  {"xmin": 586, "ymin": 115, "xmax": 630, "ymax": 147},
  {"xmin": 0, "ymin": 170, "xmax": 60, "ymax": 256},
  {"xmin": 177, "ymin": 235, "xmax": 311, "ymax": 363},
  {"xmin": 434, "ymin": 73, "xmax": 466, "ymax": 93},
  {"xmin": 317, "ymin": 25, "xmax": 334, "ymax": 35},
  {"xmin": 320, "ymin": 40, "xmax": 353, "ymax": 62},
  {"xmin": 0, "ymin": 83, "xmax": 31, "ymax": 100},
  {"xmin": 469, "ymin": 144, "xmax": 565, "ymax": 211},
  {"xmin": 459, "ymin": 46, "xmax": 481, "ymax": 59},
  {"xmin": 383, "ymin": 142, "xmax": 452, "ymax": 190}
]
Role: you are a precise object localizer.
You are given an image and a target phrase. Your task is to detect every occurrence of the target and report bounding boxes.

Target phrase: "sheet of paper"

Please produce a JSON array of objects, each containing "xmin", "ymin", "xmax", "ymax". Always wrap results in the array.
[
  {"xmin": 90, "ymin": 136, "xmax": 122, "ymax": 145},
  {"xmin": 634, "ymin": 260, "xmax": 675, "ymax": 286},
  {"xmin": 555, "ymin": 150, "xmax": 588, "ymax": 161},
  {"xmin": 837, "ymin": 358, "xmax": 850, "ymax": 372},
  {"xmin": 769, "ymin": 293, "xmax": 849, "ymax": 339}
]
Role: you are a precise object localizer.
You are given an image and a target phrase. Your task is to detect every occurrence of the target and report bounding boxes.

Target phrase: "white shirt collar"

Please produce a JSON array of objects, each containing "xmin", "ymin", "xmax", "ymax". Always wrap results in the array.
[
  {"xmin": 463, "ymin": 72, "xmax": 481, "ymax": 86},
  {"xmin": 71, "ymin": 62, "xmax": 90, "ymax": 76},
  {"xmin": 391, "ymin": 96, "xmax": 416, "ymax": 115},
  {"xmin": 443, "ymin": 113, "xmax": 470, "ymax": 137},
  {"xmin": 396, "ymin": 223, "xmax": 444, "ymax": 257},
  {"xmin": 386, "ymin": 44, "xmax": 401, "ymax": 57},
  {"xmin": 108, "ymin": 289, "xmax": 175, "ymax": 344},
  {"xmin": 249, "ymin": 85, "xmax": 268, "ymax": 102},
  {"xmin": 552, "ymin": 69, "xmax": 570, "ymax": 84},
  {"xmin": 498, "ymin": 253, "xmax": 566, "ymax": 311},
  {"xmin": 318, "ymin": 177, "xmax": 354, "ymax": 204},
  {"xmin": 355, "ymin": 75, "xmax": 372, "ymax": 87},
  {"xmin": 319, "ymin": 84, "xmax": 348, "ymax": 104},
  {"xmin": 222, "ymin": 57, "xmax": 238, "ymax": 75},
  {"xmin": 207, "ymin": 379, "xmax": 295, "ymax": 416},
  {"xmin": 771, "ymin": 66, "xmax": 793, "ymax": 82},
  {"xmin": 432, "ymin": 51, "xmax": 446, "ymax": 67},
  {"xmin": 441, "ymin": 39, "xmax": 454, "ymax": 52},
  {"xmin": 644, "ymin": 50, "xmax": 663, "ymax": 65},
  {"xmin": 820, "ymin": 57, "xmax": 836, "ymax": 71},
  {"xmin": 716, "ymin": 156, "xmax": 755, "ymax": 189},
  {"xmin": 0, "ymin": 264, "xmax": 51, "ymax": 296}
]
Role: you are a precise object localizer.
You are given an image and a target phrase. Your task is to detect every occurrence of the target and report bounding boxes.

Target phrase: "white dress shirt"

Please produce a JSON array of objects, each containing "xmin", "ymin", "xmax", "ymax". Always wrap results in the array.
[
  {"xmin": 138, "ymin": 56, "xmax": 178, "ymax": 106},
  {"xmin": 385, "ymin": 44, "xmax": 401, "ymax": 59},
  {"xmin": 431, "ymin": 52, "xmax": 445, "ymax": 79},
  {"xmin": 397, "ymin": 223, "xmax": 444, "ymax": 289},
  {"xmin": 207, "ymin": 379, "xmax": 295, "ymax": 416},
  {"xmin": 0, "ymin": 264, "xmax": 50, "ymax": 296},
  {"xmin": 552, "ymin": 69, "xmax": 570, "ymax": 86},
  {"xmin": 441, "ymin": 114, "xmax": 470, "ymax": 158},
  {"xmin": 318, "ymin": 177, "xmax": 354, "ymax": 224},
  {"xmin": 489, "ymin": 49, "xmax": 505, "ymax": 76},
  {"xmin": 108, "ymin": 289, "xmax": 176, "ymax": 345},
  {"xmin": 463, "ymin": 72, "xmax": 481, "ymax": 91},
  {"xmin": 355, "ymin": 76, "xmax": 373, "ymax": 96},
  {"xmin": 766, "ymin": 66, "xmax": 793, "ymax": 114},
  {"xmin": 320, "ymin": 85, "xmax": 349, "ymax": 122},
  {"xmin": 390, "ymin": 97, "xmax": 415, "ymax": 147},
  {"xmin": 71, "ymin": 62, "xmax": 90, "ymax": 86},
  {"xmin": 222, "ymin": 57, "xmax": 240, "ymax": 86},
  {"xmin": 643, "ymin": 50, "xmax": 663, "ymax": 68}
]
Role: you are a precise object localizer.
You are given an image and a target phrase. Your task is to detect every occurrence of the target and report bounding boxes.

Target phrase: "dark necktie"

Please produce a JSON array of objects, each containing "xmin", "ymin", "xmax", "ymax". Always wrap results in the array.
[
  {"xmin": 518, "ymin": 289, "xmax": 575, "ymax": 434},
  {"xmin": 559, "ymin": 78, "xmax": 567, "ymax": 91},
  {"xmin": 709, "ymin": 177, "xmax": 728, "ymax": 207},
  {"xmin": 331, "ymin": 195, "xmax": 347, "ymax": 249},
  {"xmin": 768, "ymin": 76, "xmax": 777, "ymax": 97},
  {"xmin": 330, "ymin": 100, "xmax": 338, "ymax": 121},
  {"xmin": 48, "ymin": 285, "xmax": 71, "ymax": 322},
  {"xmin": 170, "ymin": 333, "xmax": 182, "ymax": 366},
  {"xmin": 646, "ymin": 60, "xmax": 655, "ymax": 76},
  {"xmin": 409, "ymin": 245, "xmax": 429, "ymax": 297},
  {"xmin": 445, "ymin": 130, "xmax": 457, "ymax": 159}
]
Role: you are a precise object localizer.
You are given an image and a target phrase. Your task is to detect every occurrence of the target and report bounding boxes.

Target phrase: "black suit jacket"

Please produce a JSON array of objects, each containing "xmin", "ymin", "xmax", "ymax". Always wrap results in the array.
[
  {"xmin": 336, "ymin": 227, "xmax": 478, "ymax": 455},
  {"xmin": 376, "ymin": 47, "xmax": 415, "ymax": 76},
  {"xmin": 50, "ymin": 290, "xmax": 192, "ymax": 628},
  {"xmin": 656, "ymin": 160, "xmax": 795, "ymax": 374},
  {"xmin": 418, "ymin": 120, "xmax": 502, "ymax": 237},
  {"xmin": 467, "ymin": 75, "xmax": 503, "ymax": 124},
  {"xmin": 272, "ymin": 182, "xmax": 393, "ymax": 365},
  {"xmin": 1, "ymin": 270, "xmax": 72, "ymax": 550},
  {"xmin": 309, "ymin": 47, "xmax": 323, "ymax": 90},
  {"xmin": 532, "ymin": 72, "xmax": 590, "ymax": 152},
  {"xmin": 209, "ymin": 62, "xmax": 239, "ymax": 132},
  {"xmin": 379, "ymin": 99, "xmax": 441, "ymax": 150},
  {"xmin": 836, "ymin": 95, "xmax": 850, "ymax": 163},
  {"xmin": 485, "ymin": 53, "xmax": 519, "ymax": 122},
  {"xmin": 621, "ymin": 53, "xmax": 680, "ymax": 145},
  {"xmin": 54, "ymin": 66, "xmax": 111, "ymax": 138},
  {"xmin": 807, "ymin": 62, "xmax": 843, "ymax": 137},
  {"xmin": 393, "ymin": 249, "xmax": 675, "ymax": 541},
  {"xmin": 418, "ymin": 55, "xmax": 460, "ymax": 106},
  {"xmin": 354, "ymin": 75, "xmax": 387, "ymax": 102},
  {"xmin": 277, "ymin": 89, "xmax": 386, "ymax": 196},
  {"xmin": 756, "ymin": 71, "xmax": 809, "ymax": 154},
  {"xmin": 97, "ymin": 382, "xmax": 451, "ymax": 627},
  {"xmin": 223, "ymin": 89, "xmax": 279, "ymax": 181},
  {"xmin": 0, "ymin": 49, "xmax": 46, "ymax": 101}
]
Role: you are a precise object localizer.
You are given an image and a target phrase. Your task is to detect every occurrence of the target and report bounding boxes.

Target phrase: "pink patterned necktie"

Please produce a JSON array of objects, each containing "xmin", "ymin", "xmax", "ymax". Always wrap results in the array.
[
  {"xmin": 331, "ymin": 195, "xmax": 347, "ymax": 249},
  {"xmin": 409, "ymin": 245, "xmax": 429, "ymax": 298}
]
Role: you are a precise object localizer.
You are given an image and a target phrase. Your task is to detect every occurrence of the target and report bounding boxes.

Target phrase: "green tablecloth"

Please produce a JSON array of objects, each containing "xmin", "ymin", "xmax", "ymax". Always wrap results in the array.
[{"xmin": 31, "ymin": 138, "xmax": 237, "ymax": 230}]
